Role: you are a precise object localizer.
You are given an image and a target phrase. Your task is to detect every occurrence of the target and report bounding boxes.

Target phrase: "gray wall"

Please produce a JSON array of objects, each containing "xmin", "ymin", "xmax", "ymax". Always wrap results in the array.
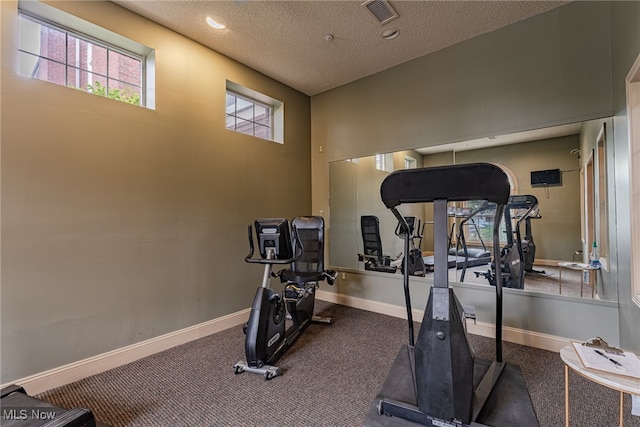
[
  {"xmin": 610, "ymin": 0, "xmax": 640, "ymax": 352},
  {"xmin": 331, "ymin": 271, "xmax": 619, "ymax": 344},
  {"xmin": 312, "ymin": 2, "xmax": 640, "ymax": 350},
  {"xmin": 312, "ymin": 2, "xmax": 613, "ymax": 163},
  {"xmin": 1, "ymin": 1, "xmax": 311, "ymax": 382}
]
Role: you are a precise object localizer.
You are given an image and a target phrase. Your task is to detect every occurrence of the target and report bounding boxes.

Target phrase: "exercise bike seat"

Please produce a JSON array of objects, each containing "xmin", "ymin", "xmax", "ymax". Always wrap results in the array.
[{"xmin": 276, "ymin": 216, "xmax": 336, "ymax": 286}]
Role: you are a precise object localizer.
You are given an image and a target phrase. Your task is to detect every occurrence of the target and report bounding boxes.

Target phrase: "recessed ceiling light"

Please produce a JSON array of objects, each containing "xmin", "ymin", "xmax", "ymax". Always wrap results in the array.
[
  {"xmin": 206, "ymin": 16, "xmax": 226, "ymax": 29},
  {"xmin": 381, "ymin": 28, "xmax": 399, "ymax": 40}
]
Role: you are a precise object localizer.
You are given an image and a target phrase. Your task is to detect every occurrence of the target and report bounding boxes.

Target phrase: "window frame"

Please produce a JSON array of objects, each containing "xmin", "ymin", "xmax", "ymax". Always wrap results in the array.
[
  {"xmin": 17, "ymin": 0, "xmax": 154, "ymax": 109},
  {"xmin": 456, "ymin": 201, "xmax": 507, "ymax": 248},
  {"xmin": 463, "ymin": 164, "xmax": 516, "ymax": 247},
  {"xmin": 627, "ymin": 54, "xmax": 640, "ymax": 307},
  {"xmin": 596, "ymin": 125, "xmax": 609, "ymax": 271},
  {"xmin": 225, "ymin": 80, "xmax": 284, "ymax": 143},
  {"xmin": 226, "ymin": 90, "xmax": 273, "ymax": 141},
  {"xmin": 375, "ymin": 153, "xmax": 394, "ymax": 173},
  {"xmin": 404, "ymin": 155, "xmax": 417, "ymax": 169}
]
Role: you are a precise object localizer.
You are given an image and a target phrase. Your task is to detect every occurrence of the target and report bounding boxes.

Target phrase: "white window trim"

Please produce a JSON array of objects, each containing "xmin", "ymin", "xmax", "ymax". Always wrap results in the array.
[
  {"xmin": 465, "ymin": 163, "xmax": 516, "ymax": 246},
  {"xmin": 404, "ymin": 155, "xmax": 417, "ymax": 169},
  {"xmin": 375, "ymin": 153, "xmax": 393, "ymax": 173},
  {"xmin": 226, "ymin": 80, "xmax": 283, "ymax": 143},
  {"xmin": 18, "ymin": 0, "xmax": 155, "ymax": 109},
  {"xmin": 626, "ymin": 54, "xmax": 640, "ymax": 308}
]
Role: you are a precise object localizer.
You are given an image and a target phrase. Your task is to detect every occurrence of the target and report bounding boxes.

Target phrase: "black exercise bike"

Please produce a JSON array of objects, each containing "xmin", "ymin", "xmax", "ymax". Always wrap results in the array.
[{"xmin": 233, "ymin": 216, "xmax": 336, "ymax": 380}]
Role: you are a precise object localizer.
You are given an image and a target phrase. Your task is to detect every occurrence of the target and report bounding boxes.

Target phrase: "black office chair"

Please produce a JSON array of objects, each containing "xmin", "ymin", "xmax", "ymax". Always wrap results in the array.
[{"xmin": 358, "ymin": 215, "xmax": 397, "ymax": 273}]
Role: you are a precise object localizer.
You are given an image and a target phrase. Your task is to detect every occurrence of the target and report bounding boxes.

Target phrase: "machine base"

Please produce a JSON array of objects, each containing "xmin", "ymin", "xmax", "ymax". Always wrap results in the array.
[
  {"xmin": 233, "ymin": 361, "xmax": 282, "ymax": 380},
  {"xmin": 364, "ymin": 345, "xmax": 539, "ymax": 427}
]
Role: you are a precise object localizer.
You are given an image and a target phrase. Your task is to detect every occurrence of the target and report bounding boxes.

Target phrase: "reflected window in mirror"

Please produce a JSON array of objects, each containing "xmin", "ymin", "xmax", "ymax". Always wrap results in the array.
[
  {"xmin": 404, "ymin": 156, "xmax": 417, "ymax": 169},
  {"xmin": 376, "ymin": 153, "xmax": 394, "ymax": 172},
  {"xmin": 460, "ymin": 202, "xmax": 504, "ymax": 246},
  {"xmin": 596, "ymin": 126, "xmax": 608, "ymax": 269},
  {"xmin": 457, "ymin": 165, "xmax": 516, "ymax": 247}
]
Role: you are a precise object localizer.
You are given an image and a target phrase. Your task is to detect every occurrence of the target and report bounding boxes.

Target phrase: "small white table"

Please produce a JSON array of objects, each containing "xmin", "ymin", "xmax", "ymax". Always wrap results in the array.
[
  {"xmin": 560, "ymin": 345, "xmax": 640, "ymax": 427},
  {"xmin": 558, "ymin": 262, "xmax": 600, "ymax": 298}
]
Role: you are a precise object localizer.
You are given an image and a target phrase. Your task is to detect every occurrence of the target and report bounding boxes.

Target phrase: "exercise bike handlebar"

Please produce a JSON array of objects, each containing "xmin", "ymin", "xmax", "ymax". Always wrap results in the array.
[{"xmin": 244, "ymin": 225, "xmax": 304, "ymax": 265}]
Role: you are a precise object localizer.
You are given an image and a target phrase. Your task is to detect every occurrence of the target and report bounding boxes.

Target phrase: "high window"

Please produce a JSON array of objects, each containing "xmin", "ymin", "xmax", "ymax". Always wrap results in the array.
[
  {"xmin": 226, "ymin": 81, "xmax": 284, "ymax": 143},
  {"xmin": 404, "ymin": 156, "xmax": 417, "ymax": 169},
  {"xmin": 17, "ymin": 1, "xmax": 154, "ymax": 108},
  {"xmin": 463, "ymin": 165, "xmax": 517, "ymax": 246},
  {"xmin": 375, "ymin": 153, "xmax": 394, "ymax": 172},
  {"xmin": 226, "ymin": 91, "xmax": 272, "ymax": 140}
]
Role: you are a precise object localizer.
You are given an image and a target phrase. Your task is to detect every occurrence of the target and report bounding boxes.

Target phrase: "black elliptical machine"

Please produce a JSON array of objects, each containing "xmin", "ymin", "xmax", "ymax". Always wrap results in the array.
[
  {"xmin": 395, "ymin": 216, "xmax": 426, "ymax": 277},
  {"xmin": 234, "ymin": 216, "xmax": 336, "ymax": 380},
  {"xmin": 475, "ymin": 195, "xmax": 541, "ymax": 289},
  {"xmin": 510, "ymin": 195, "xmax": 545, "ymax": 275},
  {"xmin": 365, "ymin": 164, "xmax": 538, "ymax": 427}
]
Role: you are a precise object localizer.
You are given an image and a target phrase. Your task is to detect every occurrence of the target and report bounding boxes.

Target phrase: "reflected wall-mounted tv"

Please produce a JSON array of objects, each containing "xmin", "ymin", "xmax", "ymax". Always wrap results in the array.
[{"xmin": 530, "ymin": 169, "xmax": 562, "ymax": 187}]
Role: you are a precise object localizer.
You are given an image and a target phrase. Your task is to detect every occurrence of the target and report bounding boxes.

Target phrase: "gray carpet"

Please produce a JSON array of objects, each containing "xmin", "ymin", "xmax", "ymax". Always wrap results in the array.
[{"xmin": 37, "ymin": 302, "xmax": 639, "ymax": 426}]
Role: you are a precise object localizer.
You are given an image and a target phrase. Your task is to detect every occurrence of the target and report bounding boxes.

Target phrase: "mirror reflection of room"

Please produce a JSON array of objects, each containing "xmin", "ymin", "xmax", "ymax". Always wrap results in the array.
[{"xmin": 329, "ymin": 119, "xmax": 614, "ymax": 301}]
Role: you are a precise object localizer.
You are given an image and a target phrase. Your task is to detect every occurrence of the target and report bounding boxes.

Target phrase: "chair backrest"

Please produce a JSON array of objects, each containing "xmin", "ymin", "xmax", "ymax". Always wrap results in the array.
[
  {"xmin": 361, "ymin": 215, "xmax": 384, "ymax": 257},
  {"xmin": 291, "ymin": 216, "xmax": 325, "ymax": 274}
]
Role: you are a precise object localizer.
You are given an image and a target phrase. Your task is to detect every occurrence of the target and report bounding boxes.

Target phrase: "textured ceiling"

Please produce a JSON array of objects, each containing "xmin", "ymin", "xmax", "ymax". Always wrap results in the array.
[{"xmin": 113, "ymin": 0, "xmax": 568, "ymax": 96}]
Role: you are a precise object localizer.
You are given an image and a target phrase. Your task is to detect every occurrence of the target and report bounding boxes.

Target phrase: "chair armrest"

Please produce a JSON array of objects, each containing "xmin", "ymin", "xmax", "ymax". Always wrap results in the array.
[{"xmin": 324, "ymin": 270, "xmax": 338, "ymax": 286}]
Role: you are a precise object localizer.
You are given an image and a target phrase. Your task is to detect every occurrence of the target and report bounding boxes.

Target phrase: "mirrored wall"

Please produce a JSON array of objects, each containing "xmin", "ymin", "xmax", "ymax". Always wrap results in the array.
[{"xmin": 329, "ymin": 119, "xmax": 616, "ymax": 301}]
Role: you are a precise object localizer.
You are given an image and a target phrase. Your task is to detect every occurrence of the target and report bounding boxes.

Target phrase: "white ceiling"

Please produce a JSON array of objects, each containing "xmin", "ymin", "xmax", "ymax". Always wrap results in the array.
[{"xmin": 113, "ymin": 0, "xmax": 569, "ymax": 96}]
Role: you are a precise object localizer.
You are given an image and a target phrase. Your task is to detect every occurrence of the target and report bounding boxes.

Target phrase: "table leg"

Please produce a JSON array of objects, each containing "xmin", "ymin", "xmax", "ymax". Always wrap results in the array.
[
  {"xmin": 580, "ymin": 269, "xmax": 584, "ymax": 298},
  {"xmin": 565, "ymin": 364, "xmax": 570, "ymax": 427},
  {"xmin": 592, "ymin": 271, "xmax": 597, "ymax": 299},
  {"xmin": 559, "ymin": 266, "xmax": 563, "ymax": 295},
  {"xmin": 619, "ymin": 391, "xmax": 624, "ymax": 427}
]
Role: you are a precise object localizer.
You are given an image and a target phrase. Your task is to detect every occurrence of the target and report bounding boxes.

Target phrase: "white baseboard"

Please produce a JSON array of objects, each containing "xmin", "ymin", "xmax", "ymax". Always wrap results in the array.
[
  {"xmin": 5, "ymin": 291, "xmax": 570, "ymax": 396},
  {"xmin": 316, "ymin": 290, "xmax": 570, "ymax": 353},
  {"xmin": 2, "ymin": 309, "xmax": 250, "ymax": 396}
]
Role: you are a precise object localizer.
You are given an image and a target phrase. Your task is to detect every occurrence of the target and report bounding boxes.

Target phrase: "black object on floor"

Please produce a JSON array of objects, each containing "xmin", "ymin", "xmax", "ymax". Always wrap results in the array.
[{"xmin": 1, "ymin": 384, "xmax": 105, "ymax": 427}]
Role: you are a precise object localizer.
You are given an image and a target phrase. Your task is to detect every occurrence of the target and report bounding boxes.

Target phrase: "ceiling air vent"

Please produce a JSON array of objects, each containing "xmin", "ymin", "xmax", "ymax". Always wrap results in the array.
[{"xmin": 362, "ymin": 0, "xmax": 399, "ymax": 25}]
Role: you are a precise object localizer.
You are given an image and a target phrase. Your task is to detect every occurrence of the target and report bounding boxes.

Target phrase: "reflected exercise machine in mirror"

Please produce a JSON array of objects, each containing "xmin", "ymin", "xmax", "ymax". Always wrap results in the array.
[{"xmin": 329, "ymin": 119, "xmax": 616, "ymax": 301}]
